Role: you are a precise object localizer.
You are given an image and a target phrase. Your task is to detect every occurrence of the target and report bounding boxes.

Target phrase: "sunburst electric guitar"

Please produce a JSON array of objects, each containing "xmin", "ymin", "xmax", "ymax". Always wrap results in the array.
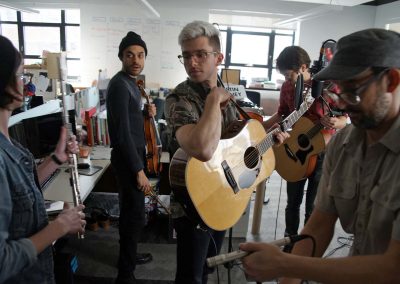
[
  {"xmin": 274, "ymin": 116, "xmax": 332, "ymax": 182},
  {"xmin": 169, "ymin": 99, "xmax": 312, "ymax": 231}
]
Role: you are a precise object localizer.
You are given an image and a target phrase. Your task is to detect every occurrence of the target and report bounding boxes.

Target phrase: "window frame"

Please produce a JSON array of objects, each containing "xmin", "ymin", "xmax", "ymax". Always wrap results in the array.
[
  {"xmin": 0, "ymin": 9, "xmax": 80, "ymax": 80},
  {"xmin": 220, "ymin": 26, "xmax": 295, "ymax": 85}
]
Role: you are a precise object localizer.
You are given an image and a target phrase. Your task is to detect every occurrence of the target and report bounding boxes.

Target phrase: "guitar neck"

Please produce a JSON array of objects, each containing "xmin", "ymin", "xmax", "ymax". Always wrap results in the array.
[
  {"xmin": 308, "ymin": 121, "xmax": 325, "ymax": 139},
  {"xmin": 281, "ymin": 101, "xmax": 309, "ymax": 130},
  {"xmin": 256, "ymin": 101, "xmax": 310, "ymax": 156}
]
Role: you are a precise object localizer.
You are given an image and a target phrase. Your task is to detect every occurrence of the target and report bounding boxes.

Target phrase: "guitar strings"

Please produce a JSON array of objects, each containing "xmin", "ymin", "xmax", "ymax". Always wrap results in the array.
[
  {"xmin": 232, "ymin": 102, "xmax": 305, "ymax": 170},
  {"xmin": 230, "ymin": 127, "xmax": 280, "ymax": 171},
  {"xmin": 229, "ymin": 101, "xmax": 309, "ymax": 182}
]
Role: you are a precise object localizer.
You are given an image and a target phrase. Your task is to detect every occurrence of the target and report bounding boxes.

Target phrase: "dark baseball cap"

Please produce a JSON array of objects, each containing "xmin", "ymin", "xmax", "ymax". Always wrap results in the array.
[{"xmin": 314, "ymin": 28, "xmax": 400, "ymax": 81}]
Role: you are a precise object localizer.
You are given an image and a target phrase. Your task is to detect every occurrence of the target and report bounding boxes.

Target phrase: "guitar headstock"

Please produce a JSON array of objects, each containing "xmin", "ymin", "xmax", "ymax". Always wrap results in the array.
[{"xmin": 302, "ymin": 85, "xmax": 315, "ymax": 109}]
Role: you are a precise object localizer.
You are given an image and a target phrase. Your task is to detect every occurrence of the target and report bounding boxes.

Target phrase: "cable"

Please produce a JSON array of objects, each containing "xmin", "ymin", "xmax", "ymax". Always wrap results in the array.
[
  {"xmin": 274, "ymin": 176, "xmax": 284, "ymax": 240},
  {"xmin": 207, "ymin": 229, "xmax": 221, "ymax": 284},
  {"xmin": 290, "ymin": 234, "xmax": 317, "ymax": 257},
  {"xmin": 324, "ymin": 235, "xmax": 353, "ymax": 258}
]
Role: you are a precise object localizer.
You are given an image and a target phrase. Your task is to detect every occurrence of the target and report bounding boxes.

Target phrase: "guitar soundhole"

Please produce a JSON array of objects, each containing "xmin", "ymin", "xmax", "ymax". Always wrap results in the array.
[
  {"xmin": 244, "ymin": 147, "xmax": 260, "ymax": 169},
  {"xmin": 298, "ymin": 134, "xmax": 310, "ymax": 149}
]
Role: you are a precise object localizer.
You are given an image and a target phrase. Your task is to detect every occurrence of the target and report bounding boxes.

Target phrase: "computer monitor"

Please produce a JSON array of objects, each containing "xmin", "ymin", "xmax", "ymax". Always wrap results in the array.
[
  {"xmin": 9, "ymin": 110, "xmax": 76, "ymax": 158},
  {"xmin": 220, "ymin": 69, "xmax": 241, "ymax": 85}
]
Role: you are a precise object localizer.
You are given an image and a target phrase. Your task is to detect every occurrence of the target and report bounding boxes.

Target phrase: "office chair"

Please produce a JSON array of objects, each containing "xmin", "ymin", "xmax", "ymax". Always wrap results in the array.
[{"xmin": 245, "ymin": 90, "xmax": 261, "ymax": 107}]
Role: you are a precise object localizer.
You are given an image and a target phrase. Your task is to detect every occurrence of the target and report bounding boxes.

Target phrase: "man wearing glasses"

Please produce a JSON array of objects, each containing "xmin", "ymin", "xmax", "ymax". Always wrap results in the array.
[
  {"xmin": 240, "ymin": 28, "xmax": 400, "ymax": 283},
  {"xmin": 164, "ymin": 21, "xmax": 287, "ymax": 284}
]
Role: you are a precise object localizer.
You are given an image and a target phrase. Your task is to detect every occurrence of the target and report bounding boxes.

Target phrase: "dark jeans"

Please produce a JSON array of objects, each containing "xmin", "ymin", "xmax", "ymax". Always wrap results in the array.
[
  {"xmin": 174, "ymin": 216, "xmax": 226, "ymax": 284},
  {"xmin": 285, "ymin": 153, "xmax": 324, "ymax": 236},
  {"xmin": 111, "ymin": 149, "xmax": 146, "ymax": 276}
]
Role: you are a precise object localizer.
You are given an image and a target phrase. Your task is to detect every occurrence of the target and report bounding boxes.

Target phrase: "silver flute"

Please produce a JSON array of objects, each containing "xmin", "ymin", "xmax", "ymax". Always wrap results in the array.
[{"xmin": 58, "ymin": 55, "xmax": 84, "ymax": 239}]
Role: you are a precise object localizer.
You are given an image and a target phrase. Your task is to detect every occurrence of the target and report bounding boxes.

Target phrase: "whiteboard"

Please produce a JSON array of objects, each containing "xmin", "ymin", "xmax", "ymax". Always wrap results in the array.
[{"xmin": 80, "ymin": 4, "xmax": 208, "ymax": 88}]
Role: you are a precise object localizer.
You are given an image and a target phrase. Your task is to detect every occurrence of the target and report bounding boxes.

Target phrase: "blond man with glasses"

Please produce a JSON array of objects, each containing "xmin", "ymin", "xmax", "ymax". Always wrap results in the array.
[{"xmin": 165, "ymin": 20, "xmax": 288, "ymax": 284}]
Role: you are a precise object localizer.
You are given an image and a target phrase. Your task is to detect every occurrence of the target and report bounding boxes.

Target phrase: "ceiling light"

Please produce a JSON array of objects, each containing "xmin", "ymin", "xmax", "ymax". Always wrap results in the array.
[
  {"xmin": 273, "ymin": 5, "xmax": 342, "ymax": 27},
  {"xmin": 280, "ymin": 0, "xmax": 370, "ymax": 6},
  {"xmin": 138, "ymin": 0, "xmax": 160, "ymax": 18}
]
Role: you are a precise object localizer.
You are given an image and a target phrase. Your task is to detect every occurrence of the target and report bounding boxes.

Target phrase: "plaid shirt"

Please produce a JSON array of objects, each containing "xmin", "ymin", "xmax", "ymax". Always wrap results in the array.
[{"xmin": 278, "ymin": 80, "xmax": 340, "ymax": 135}]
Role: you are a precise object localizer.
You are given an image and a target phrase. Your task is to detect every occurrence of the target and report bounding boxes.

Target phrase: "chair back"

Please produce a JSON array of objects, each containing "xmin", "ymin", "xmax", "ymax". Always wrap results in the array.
[{"xmin": 245, "ymin": 90, "xmax": 261, "ymax": 107}]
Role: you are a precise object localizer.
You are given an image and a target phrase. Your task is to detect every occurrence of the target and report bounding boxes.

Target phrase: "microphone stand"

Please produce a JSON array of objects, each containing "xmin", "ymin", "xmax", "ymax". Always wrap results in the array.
[{"xmin": 223, "ymin": 227, "xmax": 234, "ymax": 284}]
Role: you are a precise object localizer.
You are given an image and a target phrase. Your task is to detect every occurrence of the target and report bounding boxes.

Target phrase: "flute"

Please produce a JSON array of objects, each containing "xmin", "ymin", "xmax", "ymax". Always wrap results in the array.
[{"xmin": 58, "ymin": 54, "xmax": 84, "ymax": 239}]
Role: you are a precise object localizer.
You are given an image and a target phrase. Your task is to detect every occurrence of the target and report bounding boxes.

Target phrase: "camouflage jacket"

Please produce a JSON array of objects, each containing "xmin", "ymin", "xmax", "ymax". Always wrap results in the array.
[{"xmin": 164, "ymin": 79, "xmax": 240, "ymax": 218}]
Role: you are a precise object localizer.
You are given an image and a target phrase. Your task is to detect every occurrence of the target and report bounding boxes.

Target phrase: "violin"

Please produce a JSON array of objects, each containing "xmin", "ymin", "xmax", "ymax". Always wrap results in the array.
[{"xmin": 137, "ymin": 80, "xmax": 162, "ymax": 176}]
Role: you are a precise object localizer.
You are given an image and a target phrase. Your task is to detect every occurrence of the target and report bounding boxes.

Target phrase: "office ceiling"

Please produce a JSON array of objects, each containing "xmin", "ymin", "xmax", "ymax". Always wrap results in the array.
[
  {"xmin": 279, "ymin": 0, "xmax": 370, "ymax": 6},
  {"xmin": 363, "ymin": 0, "xmax": 399, "ymax": 5},
  {"xmin": 279, "ymin": 0, "xmax": 398, "ymax": 5}
]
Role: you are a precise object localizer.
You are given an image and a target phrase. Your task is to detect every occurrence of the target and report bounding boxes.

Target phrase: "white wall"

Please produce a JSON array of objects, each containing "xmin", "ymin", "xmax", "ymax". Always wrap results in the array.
[
  {"xmin": 375, "ymin": 1, "xmax": 400, "ymax": 28},
  {"xmin": 77, "ymin": 1, "xmax": 394, "ymax": 88},
  {"xmin": 299, "ymin": 5, "xmax": 375, "ymax": 62},
  {"xmin": 80, "ymin": 3, "xmax": 207, "ymax": 88}
]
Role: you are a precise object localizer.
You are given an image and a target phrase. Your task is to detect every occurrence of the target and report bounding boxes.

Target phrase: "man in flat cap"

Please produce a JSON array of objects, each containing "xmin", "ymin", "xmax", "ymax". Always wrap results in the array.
[
  {"xmin": 106, "ymin": 31, "xmax": 155, "ymax": 284},
  {"xmin": 239, "ymin": 28, "xmax": 400, "ymax": 283}
]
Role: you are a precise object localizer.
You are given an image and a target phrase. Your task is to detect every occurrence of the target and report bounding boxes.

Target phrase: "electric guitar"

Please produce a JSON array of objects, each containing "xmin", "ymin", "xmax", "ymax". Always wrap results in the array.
[
  {"xmin": 169, "ymin": 99, "xmax": 312, "ymax": 231},
  {"xmin": 273, "ymin": 116, "xmax": 332, "ymax": 182}
]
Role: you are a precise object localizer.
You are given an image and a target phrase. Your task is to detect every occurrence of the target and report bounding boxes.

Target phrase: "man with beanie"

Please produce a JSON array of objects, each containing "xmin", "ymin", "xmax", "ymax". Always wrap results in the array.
[
  {"xmin": 239, "ymin": 28, "xmax": 400, "ymax": 283},
  {"xmin": 106, "ymin": 31, "xmax": 154, "ymax": 284}
]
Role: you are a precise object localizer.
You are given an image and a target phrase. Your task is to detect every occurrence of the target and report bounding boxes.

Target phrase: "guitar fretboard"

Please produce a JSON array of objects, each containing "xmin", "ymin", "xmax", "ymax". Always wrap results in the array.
[
  {"xmin": 257, "ymin": 100, "xmax": 310, "ymax": 155},
  {"xmin": 307, "ymin": 122, "xmax": 325, "ymax": 139}
]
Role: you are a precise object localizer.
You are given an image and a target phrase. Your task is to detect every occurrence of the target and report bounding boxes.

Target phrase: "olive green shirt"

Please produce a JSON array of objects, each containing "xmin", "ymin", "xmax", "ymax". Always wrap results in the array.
[
  {"xmin": 316, "ymin": 115, "xmax": 400, "ymax": 255},
  {"xmin": 164, "ymin": 79, "xmax": 240, "ymax": 218}
]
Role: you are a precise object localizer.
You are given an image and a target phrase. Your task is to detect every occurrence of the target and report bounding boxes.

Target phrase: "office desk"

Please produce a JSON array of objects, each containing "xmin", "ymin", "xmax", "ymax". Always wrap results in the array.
[{"xmin": 43, "ymin": 158, "xmax": 111, "ymax": 203}]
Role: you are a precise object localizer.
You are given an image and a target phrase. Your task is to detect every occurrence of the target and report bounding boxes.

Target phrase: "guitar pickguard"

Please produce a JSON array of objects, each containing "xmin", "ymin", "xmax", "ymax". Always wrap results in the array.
[
  {"xmin": 237, "ymin": 146, "xmax": 262, "ymax": 189},
  {"xmin": 295, "ymin": 146, "xmax": 314, "ymax": 165}
]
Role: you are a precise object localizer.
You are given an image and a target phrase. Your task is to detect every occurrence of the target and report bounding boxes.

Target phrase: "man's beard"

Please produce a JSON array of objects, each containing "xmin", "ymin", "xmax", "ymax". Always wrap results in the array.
[{"xmin": 348, "ymin": 90, "xmax": 391, "ymax": 129}]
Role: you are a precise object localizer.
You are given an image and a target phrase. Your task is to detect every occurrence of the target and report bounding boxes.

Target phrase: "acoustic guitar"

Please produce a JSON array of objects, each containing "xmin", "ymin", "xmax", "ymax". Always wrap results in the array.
[
  {"xmin": 273, "ymin": 116, "xmax": 331, "ymax": 182},
  {"xmin": 169, "ymin": 99, "xmax": 312, "ymax": 231}
]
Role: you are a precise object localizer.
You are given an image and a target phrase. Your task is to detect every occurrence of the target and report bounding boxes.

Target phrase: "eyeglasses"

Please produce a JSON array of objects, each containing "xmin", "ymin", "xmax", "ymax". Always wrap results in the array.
[
  {"xmin": 178, "ymin": 51, "xmax": 218, "ymax": 64},
  {"xmin": 16, "ymin": 73, "xmax": 29, "ymax": 84},
  {"xmin": 325, "ymin": 68, "xmax": 389, "ymax": 105}
]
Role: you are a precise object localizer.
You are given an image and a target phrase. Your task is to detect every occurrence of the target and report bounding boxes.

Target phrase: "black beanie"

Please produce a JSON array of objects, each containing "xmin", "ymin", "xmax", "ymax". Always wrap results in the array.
[{"xmin": 118, "ymin": 31, "xmax": 148, "ymax": 60}]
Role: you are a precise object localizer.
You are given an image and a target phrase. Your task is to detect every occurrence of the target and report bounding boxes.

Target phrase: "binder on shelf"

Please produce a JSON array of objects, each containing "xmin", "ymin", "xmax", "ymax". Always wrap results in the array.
[{"xmin": 84, "ymin": 106, "xmax": 97, "ymax": 146}]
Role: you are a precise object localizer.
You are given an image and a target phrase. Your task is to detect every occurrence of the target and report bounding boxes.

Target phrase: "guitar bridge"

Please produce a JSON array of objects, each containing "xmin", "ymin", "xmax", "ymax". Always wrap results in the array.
[{"xmin": 221, "ymin": 160, "xmax": 239, "ymax": 194}]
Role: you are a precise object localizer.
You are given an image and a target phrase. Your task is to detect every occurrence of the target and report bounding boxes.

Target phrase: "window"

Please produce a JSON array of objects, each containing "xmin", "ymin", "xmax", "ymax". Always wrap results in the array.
[
  {"xmin": 219, "ymin": 25, "xmax": 295, "ymax": 89},
  {"xmin": 0, "ymin": 8, "xmax": 80, "ymax": 82}
]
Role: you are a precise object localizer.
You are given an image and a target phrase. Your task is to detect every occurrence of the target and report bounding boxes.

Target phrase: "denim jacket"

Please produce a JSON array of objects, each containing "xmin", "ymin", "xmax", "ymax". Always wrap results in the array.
[{"xmin": 0, "ymin": 132, "xmax": 55, "ymax": 284}]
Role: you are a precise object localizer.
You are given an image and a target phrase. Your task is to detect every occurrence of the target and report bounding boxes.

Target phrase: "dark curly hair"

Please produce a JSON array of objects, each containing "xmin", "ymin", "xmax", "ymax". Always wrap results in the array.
[
  {"xmin": 0, "ymin": 35, "xmax": 22, "ymax": 108},
  {"xmin": 276, "ymin": 46, "xmax": 311, "ymax": 73}
]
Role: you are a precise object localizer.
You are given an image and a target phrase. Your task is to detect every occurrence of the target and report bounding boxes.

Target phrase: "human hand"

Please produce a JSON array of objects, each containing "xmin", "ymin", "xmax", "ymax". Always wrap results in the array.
[
  {"xmin": 240, "ymin": 242, "xmax": 284, "ymax": 282},
  {"xmin": 137, "ymin": 170, "xmax": 152, "ymax": 193},
  {"xmin": 54, "ymin": 127, "xmax": 79, "ymax": 163},
  {"xmin": 269, "ymin": 123, "xmax": 290, "ymax": 145},
  {"xmin": 208, "ymin": 87, "xmax": 232, "ymax": 109},
  {"xmin": 320, "ymin": 115, "xmax": 337, "ymax": 130},
  {"xmin": 147, "ymin": 103, "xmax": 157, "ymax": 117},
  {"xmin": 55, "ymin": 203, "xmax": 86, "ymax": 235}
]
